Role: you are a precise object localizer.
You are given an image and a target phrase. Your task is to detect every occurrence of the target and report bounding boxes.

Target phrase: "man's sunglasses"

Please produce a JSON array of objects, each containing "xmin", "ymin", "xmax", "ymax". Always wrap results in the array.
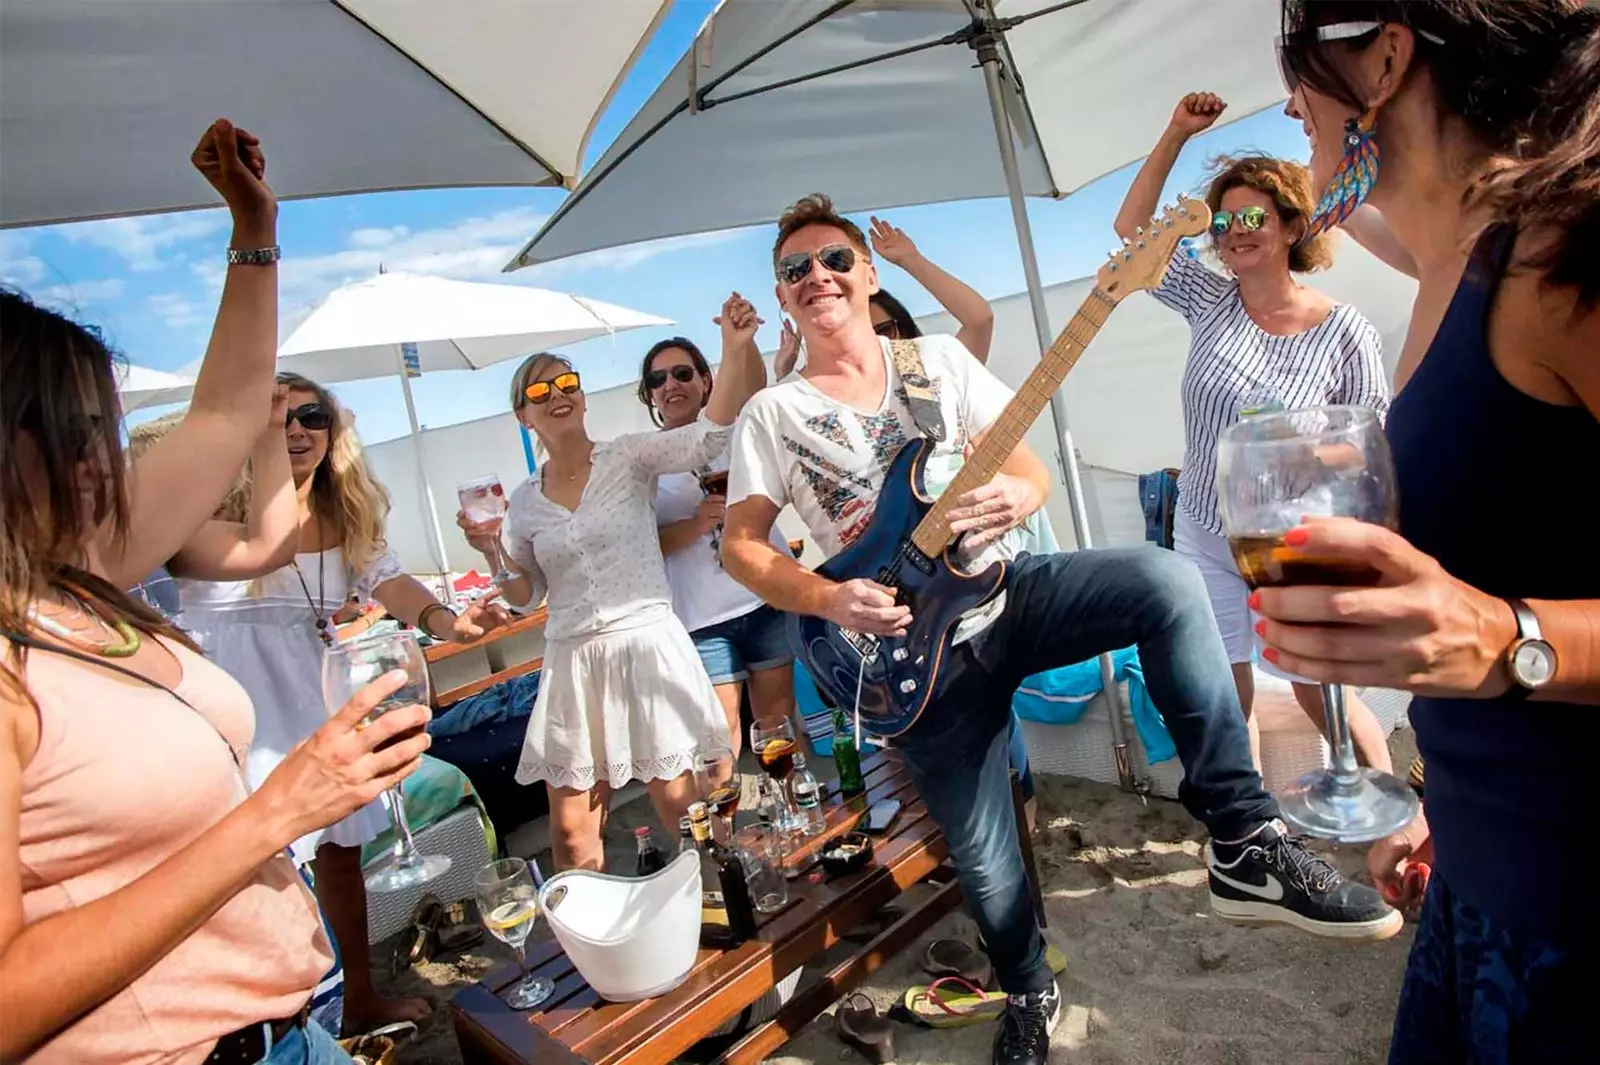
[
  {"xmin": 524, "ymin": 371, "xmax": 582, "ymax": 405},
  {"xmin": 873, "ymin": 320, "xmax": 900, "ymax": 339},
  {"xmin": 1211, "ymin": 206, "xmax": 1269, "ymax": 235},
  {"xmin": 286, "ymin": 403, "xmax": 333, "ymax": 431},
  {"xmin": 775, "ymin": 243, "xmax": 857, "ymax": 286},
  {"xmin": 645, "ymin": 364, "xmax": 699, "ymax": 390}
]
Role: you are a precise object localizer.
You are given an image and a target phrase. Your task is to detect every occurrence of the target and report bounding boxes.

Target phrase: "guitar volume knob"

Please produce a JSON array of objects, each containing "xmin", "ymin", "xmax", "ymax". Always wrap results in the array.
[
  {"xmin": 892, "ymin": 647, "xmax": 909, "ymax": 662},
  {"xmin": 899, "ymin": 679, "xmax": 917, "ymax": 694}
]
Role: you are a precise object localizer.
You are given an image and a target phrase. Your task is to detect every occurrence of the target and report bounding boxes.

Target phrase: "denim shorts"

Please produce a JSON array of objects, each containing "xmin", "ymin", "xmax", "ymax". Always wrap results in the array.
[{"xmin": 690, "ymin": 604, "xmax": 792, "ymax": 685}]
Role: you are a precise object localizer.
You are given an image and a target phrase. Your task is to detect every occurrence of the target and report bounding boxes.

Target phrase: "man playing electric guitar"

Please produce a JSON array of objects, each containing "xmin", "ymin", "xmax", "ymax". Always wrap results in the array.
[{"xmin": 722, "ymin": 195, "xmax": 1398, "ymax": 1065}]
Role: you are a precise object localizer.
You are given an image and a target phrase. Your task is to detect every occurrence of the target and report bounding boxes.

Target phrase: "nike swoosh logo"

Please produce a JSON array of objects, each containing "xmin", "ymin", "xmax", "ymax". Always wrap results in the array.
[{"xmin": 1211, "ymin": 866, "xmax": 1285, "ymax": 901}]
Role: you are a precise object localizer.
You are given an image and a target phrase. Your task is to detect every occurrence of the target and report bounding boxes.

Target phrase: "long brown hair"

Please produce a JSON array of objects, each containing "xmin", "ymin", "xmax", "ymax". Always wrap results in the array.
[
  {"xmin": 1279, "ymin": 0, "xmax": 1600, "ymax": 306},
  {"xmin": 0, "ymin": 289, "xmax": 196, "ymax": 707}
]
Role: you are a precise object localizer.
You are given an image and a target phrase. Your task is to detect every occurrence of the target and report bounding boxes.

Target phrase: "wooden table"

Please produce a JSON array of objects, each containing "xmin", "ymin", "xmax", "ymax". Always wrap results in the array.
[{"xmin": 451, "ymin": 750, "xmax": 963, "ymax": 1065}]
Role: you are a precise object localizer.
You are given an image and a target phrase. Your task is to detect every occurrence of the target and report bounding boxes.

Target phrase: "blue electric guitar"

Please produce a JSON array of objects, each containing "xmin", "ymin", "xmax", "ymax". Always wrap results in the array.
[{"xmin": 788, "ymin": 198, "xmax": 1211, "ymax": 737}]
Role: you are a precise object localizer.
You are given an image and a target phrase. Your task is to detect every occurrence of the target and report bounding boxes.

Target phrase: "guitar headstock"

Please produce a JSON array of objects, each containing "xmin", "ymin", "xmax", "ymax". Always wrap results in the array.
[{"xmin": 1096, "ymin": 196, "xmax": 1212, "ymax": 303}]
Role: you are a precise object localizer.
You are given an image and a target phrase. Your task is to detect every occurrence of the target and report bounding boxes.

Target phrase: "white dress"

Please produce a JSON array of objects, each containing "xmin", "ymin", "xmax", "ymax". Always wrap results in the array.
[
  {"xmin": 502, "ymin": 420, "xmax": 734, "ymax": 791},
  {"xmin": 176, "ymin": 547, "xmax": 405, "ymax": 864}
]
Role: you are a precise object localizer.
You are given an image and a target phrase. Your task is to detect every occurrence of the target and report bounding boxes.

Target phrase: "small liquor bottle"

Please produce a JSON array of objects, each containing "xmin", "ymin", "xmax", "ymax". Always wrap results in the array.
[{"xmin": 688, "ymin": 801, "xmax": 757, "ymax": 948}]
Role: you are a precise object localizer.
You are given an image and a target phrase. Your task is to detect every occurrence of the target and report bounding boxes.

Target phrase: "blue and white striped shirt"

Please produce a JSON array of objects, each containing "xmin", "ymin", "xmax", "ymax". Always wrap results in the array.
[{"xmin": 1152, "ymin": 246, "xmax": 1390, "ymax": 534}]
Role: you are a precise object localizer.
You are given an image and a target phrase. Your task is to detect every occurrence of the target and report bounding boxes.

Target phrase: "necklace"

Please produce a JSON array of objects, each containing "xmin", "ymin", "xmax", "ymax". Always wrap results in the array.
[
  {"xmin": 28, "ymin": 596, "xmax": 143, "ymax": 658},
  {"xmin": 291, "ymin": 549, "xmax": 334, "ymax": 647}
]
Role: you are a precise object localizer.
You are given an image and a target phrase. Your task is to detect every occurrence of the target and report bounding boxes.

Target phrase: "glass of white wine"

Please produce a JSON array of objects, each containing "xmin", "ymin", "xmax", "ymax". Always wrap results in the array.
[
  {"xmin": 475, "ymin": 857, "xmax": 553, "ymax": 1009},
  {"xmin": 321, "ymin": 630, "xmax": 452, "ymax": 892}
]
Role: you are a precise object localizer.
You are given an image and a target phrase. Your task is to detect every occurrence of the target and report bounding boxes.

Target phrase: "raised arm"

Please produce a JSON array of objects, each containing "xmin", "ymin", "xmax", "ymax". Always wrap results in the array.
[
  {"xmin": 703, "ymin": 291, "xmax": 768, "ymax": 427},
  {"xmin": 0, "ymin": 670, "xmax": 429, "ymax": 1059},
  {"xmin": 166, "ymin": 386, "xmax": 297, "ymax": 581},
  {"xmin": 101, "ymin": 120, "xmax": 280, "ymax": 588},
  {"xmin": 869, "ymin": 218, "xmax": 995, "ymax": 361},
  {"xmin": 1340, "ymin": 205, "xmax": 1420, "ymax": 279},
  {"xmin": 1115, "ymin": 93, "xmax": 1226, "ymax": 242}
]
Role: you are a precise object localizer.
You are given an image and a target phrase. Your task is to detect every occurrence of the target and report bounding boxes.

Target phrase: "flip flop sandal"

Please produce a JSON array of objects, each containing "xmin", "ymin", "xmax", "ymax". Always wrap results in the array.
[
  {"xmin": 902, "ymin": 976, "xmax": 1010, "ymax": 1028},
  {"xmin": 437, "ymin": 898, "xmax": 485, "ymax": 955},
  {"xmin": 923, "ymin": 938, "xmax": 993, "ymax": 988},
  {"xmin": 339, "ymin": 1021, "xmax": 418, "ymax": 1065},
  {"xmin": 834, "ymin": 992, "xmax": 895, "ymax": 1063},
  {"xmin": 397, "ymin": 893, "xmax": 444, "ymax": 971}
]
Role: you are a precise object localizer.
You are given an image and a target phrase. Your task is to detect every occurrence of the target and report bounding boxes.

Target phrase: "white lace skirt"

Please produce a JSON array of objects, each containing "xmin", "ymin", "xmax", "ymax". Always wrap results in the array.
[{"xmin": 516, "ymin": 615, "xmax": 730, "ymax": 792}]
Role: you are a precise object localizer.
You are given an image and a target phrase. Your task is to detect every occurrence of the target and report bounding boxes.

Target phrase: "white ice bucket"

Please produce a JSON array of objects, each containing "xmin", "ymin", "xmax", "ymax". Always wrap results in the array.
[{"xmin": 537, "ymin": 851, "xmax": 703, "ymax": 1001}]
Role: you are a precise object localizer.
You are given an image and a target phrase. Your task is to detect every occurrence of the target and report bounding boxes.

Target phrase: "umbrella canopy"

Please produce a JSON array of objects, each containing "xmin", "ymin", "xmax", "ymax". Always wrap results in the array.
[
  {"xmin": 277, "ymin": 271, "xmax": 673, "ymax": 383},
  {"xmin": 117, "ymin": 363, "xmax": 196, "ymax": 413},
  {"xmin": 505, "ymin": 0, "xmax": 1287, "ymax": 269},
  {"xmin": 0, "ymin": 0, "xmax": 671, "ymax": 228}
]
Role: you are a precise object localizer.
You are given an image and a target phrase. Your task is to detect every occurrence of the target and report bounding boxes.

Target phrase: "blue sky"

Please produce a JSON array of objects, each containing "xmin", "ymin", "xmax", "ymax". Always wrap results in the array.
[{"xmin": 0, "ymin": 0, "xmax": 1311, "ymax": 445}]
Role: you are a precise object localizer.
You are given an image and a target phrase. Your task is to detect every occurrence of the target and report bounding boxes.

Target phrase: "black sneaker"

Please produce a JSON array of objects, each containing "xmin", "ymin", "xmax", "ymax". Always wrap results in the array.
[
  {"xmin": 1207, "ymin": 819, "xmax": 1402, "ymax": 940},
  {"xmin": 992, "ymin": 983, "xmax": 1060, "ymax": 1065}
]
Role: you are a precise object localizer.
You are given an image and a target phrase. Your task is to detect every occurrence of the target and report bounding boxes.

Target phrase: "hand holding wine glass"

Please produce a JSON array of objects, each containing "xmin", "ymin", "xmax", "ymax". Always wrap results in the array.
[{"xmin": 250, "ymin": 668, "xmax": 431, "ymax": 848}]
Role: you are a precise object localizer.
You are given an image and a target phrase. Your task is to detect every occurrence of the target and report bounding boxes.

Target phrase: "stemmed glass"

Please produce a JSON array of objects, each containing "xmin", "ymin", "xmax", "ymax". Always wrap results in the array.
[
  {"xmin": 321, "ymin": 630, "xmax": 453, "ymax": 891},
  {"xmin": 457, "ymin": 475, "xmax": 515, "ymax": 586},
  {"xmin": 750, "ymin": 719, "xmax": 799, "ymax": 833},
  {"xmin": 693, "ymin": 741, "xmax": 739, "ymax": 844},
  {"xmin": 474, "ymin": 857, "xmax": 554, "ymax": 1010},
  {"xmin": 1216, "ymin": 405, "xmax": 1419, "ymax": 843},
  {"xmin": 698, "ymin": 468, "xmax": 730, "ymax": 568}
]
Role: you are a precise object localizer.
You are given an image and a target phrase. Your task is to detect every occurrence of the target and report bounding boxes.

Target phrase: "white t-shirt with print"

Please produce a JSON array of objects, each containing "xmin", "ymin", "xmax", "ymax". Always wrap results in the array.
[{"xmin": 727, "ymin": 334, "xmax": 1018, "ymax": 638}]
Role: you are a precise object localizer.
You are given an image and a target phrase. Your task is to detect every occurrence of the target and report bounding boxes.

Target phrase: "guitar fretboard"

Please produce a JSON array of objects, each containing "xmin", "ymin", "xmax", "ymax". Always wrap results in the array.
[{"xmin": 909, "ymin": 288, "xmax": 1116, "ymax": 558}]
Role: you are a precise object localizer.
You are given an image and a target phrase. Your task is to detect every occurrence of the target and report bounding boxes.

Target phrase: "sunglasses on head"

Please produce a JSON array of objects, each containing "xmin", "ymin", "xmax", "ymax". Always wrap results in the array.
[
  {"xmin": 1275, "ymin": 20, "xmax": 1445, "ymax": 93},
  {"xmin": 645, "ymin": 364, "xmax": 699, "ymax": 390},
  {"xmin": 873, "ymin": 319, "xmax": 900, "ymax": 339},
  {"xmin": 286, "ymin": 403, "xmax": 333, "ymax": 431},
  {"xmin": 1211, "ymin": 206, "xmax": 1269, "ymax": 235},
  {"xmin": 524, "ymin": 371, "xmax": 582, "ymax": 405},
  {"xmin": 775, "ymin": 243, "xmax": 857, "ymax": 286}
]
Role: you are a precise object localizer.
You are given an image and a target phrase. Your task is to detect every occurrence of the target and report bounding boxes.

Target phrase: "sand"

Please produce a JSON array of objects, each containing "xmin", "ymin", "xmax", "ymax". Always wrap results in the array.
[{"xmin": 375, "ymin": 730, "xmax": 1418, "ymax": 1064}]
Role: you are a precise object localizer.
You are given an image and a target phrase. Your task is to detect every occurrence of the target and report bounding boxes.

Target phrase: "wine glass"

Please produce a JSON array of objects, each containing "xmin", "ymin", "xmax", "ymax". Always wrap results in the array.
[
  {"xmin": 750, "ymin": 719, "xmax": 799, "ymax": 833},
  {"xmin": 474, "ymin": 857, "xmax": 553, "ymax": 1010},
  {"xmin": 321, "ymin": 630, "xmax": 453, "ymax": 891},
  {"xmin": 457, "ymin": 475, "xmax": 515, "ymax": 586},
  {"xmin": 694, "ymin": 741, "xmax": 739, "ymax": 844},
  {"xmin": 698, "ymin": 467, "xmax": 730, "ymax": 568},
  {"xmin": 1216, "ymin": 404, "xmax": 1419, "ymax": 843}
]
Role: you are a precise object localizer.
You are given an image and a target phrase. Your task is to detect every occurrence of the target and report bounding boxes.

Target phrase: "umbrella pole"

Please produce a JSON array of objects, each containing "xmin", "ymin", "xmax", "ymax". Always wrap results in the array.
[
  {"xmin": 975, "ymin": 37, "xmax": 1139, "ymax": 793},
  {"xmin": 393, "ymin": 346, "xmax": 453, "ymax": 599}
]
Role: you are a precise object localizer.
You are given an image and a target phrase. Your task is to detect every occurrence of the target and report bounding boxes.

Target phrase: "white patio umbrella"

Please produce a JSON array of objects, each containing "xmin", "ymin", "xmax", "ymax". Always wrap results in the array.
[
  {"xmin": 277, "ymin": 271, "xmax": 672, "ymax": 578},
  {"xmin": 0, "ymin": 0, "xmax": 671, "ymax": 227},
  {"xmin": 117, "ymin": 363, "xmax": 196, "ymax": 413},
  {"xmin": 502, "ymin": 0, "xmax": 1292, "ymax": 788}
]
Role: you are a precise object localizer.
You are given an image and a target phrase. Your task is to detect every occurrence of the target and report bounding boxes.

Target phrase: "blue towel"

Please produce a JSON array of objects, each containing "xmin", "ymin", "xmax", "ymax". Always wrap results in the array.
[
  {"xmin": 429, "ymin": 669, "xmax": 540, "ymax": 738},
  {"xmin": 1011, "ymin": 647, "xmax": 1177, "ymax": 764}
]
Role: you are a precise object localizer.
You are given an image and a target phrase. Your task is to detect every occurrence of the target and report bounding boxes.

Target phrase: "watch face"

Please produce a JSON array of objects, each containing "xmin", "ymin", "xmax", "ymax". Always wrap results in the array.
[{"xmin": 1512, "ymin": 640, "xmax": 1556, "ymax": 688}]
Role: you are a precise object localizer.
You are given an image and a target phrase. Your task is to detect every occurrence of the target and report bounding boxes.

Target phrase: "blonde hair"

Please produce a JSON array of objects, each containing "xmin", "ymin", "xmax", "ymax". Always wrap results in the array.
[
  {"xmin": 274, "ymin": 373, "xmax": 392, "ymax": 575},
  {"xmin": 508, "ymin": 352, "xmax": 573, "ymax": 465},
  {"xmin": 126, "ymin": 410, "xmax": 250, "ymax": 520}
]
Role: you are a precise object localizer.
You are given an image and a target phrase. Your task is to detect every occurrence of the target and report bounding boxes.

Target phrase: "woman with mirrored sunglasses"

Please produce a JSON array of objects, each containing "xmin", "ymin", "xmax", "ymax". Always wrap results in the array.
[
  {"xmin": 1113, "ymin": 91, "xmax": 1394, "ymax": 776},
  {"xmin": 457, "ymin": 301, "xmax": 767, "ymax": 873},
  {"xmin": 170, "ymin": 370, "xmax": 510, "ymax": 1034},
  {"xmin": 638, "ymin": 327, "xmax": 795, "ymax": 758}
]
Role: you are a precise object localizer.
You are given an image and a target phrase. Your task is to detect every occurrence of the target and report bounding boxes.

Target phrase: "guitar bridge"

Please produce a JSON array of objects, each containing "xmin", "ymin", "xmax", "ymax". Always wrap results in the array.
[{"xmin": 837, "ymin": 626, "xmax": 880, "ymax": 662}]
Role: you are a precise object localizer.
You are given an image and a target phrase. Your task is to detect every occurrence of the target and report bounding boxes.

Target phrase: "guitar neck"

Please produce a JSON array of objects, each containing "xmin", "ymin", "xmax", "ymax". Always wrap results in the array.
[{"xmin": 909, "ymin": 288, "xmax": 1116, "ymax": 558}]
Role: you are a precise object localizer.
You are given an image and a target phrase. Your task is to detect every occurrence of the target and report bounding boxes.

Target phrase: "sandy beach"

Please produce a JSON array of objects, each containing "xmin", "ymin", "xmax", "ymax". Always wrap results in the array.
[{"xmin": 377, "ymin": 730, "xmax": 1417, "ymax": 1064}]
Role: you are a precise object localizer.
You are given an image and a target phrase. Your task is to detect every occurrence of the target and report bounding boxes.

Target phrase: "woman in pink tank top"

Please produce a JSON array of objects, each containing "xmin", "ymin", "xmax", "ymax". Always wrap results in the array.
[{"xmin": 0, "ymin": 122, "xmax": 432, "ymax": 1065}]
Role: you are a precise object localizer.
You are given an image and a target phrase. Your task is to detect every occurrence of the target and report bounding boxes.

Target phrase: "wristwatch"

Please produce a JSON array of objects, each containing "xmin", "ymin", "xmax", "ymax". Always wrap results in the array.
[
  {"xmin": 1502, "ymin": 598, "xmax": 1556, "ymax": 699},
  {"xmin": 226, "ymin": 245, "xmax": 281, "ymax": 266}
]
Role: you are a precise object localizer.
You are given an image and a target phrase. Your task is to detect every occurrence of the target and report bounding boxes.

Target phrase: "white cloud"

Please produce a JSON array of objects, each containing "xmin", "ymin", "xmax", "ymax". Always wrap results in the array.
[
  {"xmin": 59, "ymin": 210, "xmax": 229, "ymax": 271},
  {"xmin": 521, "ymin": 228, "xmax": 746, "ymax": 280},
  {"xmin": 34, "ymin": 278, "xmax": 127, "ymax": 306},
  {"xmin": 348, "ymin": 225, "xmax": 410, "ymax": 248},
  {"xmin": 0, "ymin": 232, "xmax": 46, "ymax": 287},
  {"xmin": 149, "ymin": 292, "xmax": 204, "ymax": 331}
]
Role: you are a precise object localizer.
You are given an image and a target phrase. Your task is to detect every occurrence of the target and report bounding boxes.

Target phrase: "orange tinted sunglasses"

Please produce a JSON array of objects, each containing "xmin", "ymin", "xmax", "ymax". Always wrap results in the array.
[{"xmin": 524, "ymin": 371, "xmax": 582, "ymax": 405}]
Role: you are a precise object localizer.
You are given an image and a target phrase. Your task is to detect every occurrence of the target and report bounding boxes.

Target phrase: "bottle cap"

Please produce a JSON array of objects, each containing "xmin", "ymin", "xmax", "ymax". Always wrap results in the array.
[
  {"xmin": 634, "ymin": 826, "xmax": 652, "ymax": 839},
  {"xmin": 687, "ymin": 800, "xmax": 709, "ymax": 820}
]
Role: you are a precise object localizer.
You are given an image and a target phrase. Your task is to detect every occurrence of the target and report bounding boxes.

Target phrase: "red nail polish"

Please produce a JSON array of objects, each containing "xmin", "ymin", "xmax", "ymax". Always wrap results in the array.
[
  {"xmin": 1263, "ymin": 648, "xmax": 1280, "ymax": 664},
  {"xmin": 1247, "ymin": 591, "xmax": 1261, "ymax": 610},
  {"xmin": 1284, "ymin": 527, "xmax": 1310, "ymax": 547},
  {"xmin": 1255, "ymin": 620, "xmax": 1267, "ymax": 637}
]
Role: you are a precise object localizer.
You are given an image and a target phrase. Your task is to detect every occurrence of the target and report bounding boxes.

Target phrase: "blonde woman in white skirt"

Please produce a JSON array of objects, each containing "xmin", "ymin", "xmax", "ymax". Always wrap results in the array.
[{"xmin": 459, "ymin": 294, "xmax": 768, "ymax": 871}]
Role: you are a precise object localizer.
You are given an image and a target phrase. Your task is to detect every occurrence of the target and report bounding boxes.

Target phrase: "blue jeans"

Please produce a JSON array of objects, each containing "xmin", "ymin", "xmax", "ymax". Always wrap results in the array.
[
  {"xmin": 894, "ymin": 548, "xmax": 1275, "ymax": 994},
  {"xmin": 258, "ymin": 1019, "xmax": 353, "ymax": 1064},
  {"xmin": 691, "ymin": 604, "xmax": 792, "ymax": 684}
]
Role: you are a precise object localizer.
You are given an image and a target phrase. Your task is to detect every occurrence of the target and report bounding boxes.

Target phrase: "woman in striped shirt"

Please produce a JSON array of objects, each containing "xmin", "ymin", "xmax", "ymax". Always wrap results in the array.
[{"xmin": 1114, "ymin": 91, "xmax": 1393, "ymax": 773}]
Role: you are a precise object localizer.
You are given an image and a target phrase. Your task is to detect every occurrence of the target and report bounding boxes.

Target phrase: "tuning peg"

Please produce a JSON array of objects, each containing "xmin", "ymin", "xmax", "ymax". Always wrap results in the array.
[
  {"xmin": 1135, "ymin": 225, "xmax": 1145, "ymax": 236},
  {"xmin": 1121, "ymin": 236, "xmax": 1131, "ymax": 246},
  {"xmin": 1136, "ymin": 240, "xmax": 1146, "ymax": 249}
]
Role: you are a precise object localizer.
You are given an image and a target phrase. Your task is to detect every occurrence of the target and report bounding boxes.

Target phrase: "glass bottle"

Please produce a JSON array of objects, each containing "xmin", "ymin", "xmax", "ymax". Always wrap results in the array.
[
  {"xmin": 688, "ymin": 801, "xmax": 757, "ymax": 947},
  {"xmin": 832, "ymin": 706, "xmax": 866, "ymax": 797},
  {"xmin": 634, "ymin": 825, "xmax": 665, "ymax": 877},
  {"xmin": 790, "ymin": 752, "xmax": 827, "ymax": 837}
]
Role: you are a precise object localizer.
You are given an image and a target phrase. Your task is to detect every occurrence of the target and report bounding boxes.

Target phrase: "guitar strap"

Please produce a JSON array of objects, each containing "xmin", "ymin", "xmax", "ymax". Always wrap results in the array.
[{"xmin": 888, "ymin": 339, "xmax": 947, "ymax": 443}]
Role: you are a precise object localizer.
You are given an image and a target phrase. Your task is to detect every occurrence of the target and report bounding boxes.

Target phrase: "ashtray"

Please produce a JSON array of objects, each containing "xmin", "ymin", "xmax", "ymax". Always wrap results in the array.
[{"xmin": 820, "ymin": 832, "xmax": 874, "ymax": 877}]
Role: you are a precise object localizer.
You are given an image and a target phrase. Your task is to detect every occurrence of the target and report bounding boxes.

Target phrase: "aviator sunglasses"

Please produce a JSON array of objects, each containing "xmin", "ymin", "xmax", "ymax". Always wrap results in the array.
[
  {"xmin": 524, "ymin": 371, "xmax": 582, "ymax": 405},
  {"xmin": 645, "ymin": 364, "xmax": 699, "ymax": 390},
  {"xmin": 286, "ymin": 403, "xmax": 333, "ymax": 431},
  {"xmin": 775, "ymin": 243, "xmax": 857, "ymax": 285},
  {"xmin": 1211, "ymin": 206, "xmax": 1269, "ymax": 236}
]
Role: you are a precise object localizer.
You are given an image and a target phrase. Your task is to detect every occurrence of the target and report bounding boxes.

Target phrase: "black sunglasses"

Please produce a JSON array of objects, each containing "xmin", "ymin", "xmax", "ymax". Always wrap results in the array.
[
  {"xmin": 645, "ymin": 364, "xmax": 699, "ymax": 390},
  {"xmin": 873, "ymin": 320, "xmax": 900, "ymax": 339},
  {"xmin": 286, "ymin": 403, "xmax": 333, "ymax": 431},
  {"xmin": 775, "ymin": 243, "xmax": 857, "ymax": 285}
]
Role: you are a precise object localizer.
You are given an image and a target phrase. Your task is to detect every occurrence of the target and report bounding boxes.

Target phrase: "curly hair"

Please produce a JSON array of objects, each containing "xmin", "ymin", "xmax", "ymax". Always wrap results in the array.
[
  {"xmin": 772, "ymin": 193, "xmax": 871, "ymax": 270},
  {"xmin": 1204, "ymin": 154, "xmax": 1334, "ymax": 273}
]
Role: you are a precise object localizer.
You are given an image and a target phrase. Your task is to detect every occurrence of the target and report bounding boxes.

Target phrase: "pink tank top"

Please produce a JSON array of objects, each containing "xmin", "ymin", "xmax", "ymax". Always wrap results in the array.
[{"xmin": 17, "ymin": 635, "xmax": 333, "ymax": 1065}]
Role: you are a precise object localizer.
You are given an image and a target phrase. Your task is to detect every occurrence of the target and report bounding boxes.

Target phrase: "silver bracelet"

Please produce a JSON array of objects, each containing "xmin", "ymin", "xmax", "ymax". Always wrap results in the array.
[{"xmin": 226, "ymin": 245, "xmax": 281, "ymax": 266}]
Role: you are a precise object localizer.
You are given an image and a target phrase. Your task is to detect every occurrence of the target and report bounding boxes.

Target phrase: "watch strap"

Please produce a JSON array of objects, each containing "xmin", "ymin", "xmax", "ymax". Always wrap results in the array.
[
  {"xmin": 1503, "ymin": 597, "xmax": 1544, "ymax": 700},
  {"xmin": 227, "ymin": 245, "xmax": 281, "ymax": 266}
]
